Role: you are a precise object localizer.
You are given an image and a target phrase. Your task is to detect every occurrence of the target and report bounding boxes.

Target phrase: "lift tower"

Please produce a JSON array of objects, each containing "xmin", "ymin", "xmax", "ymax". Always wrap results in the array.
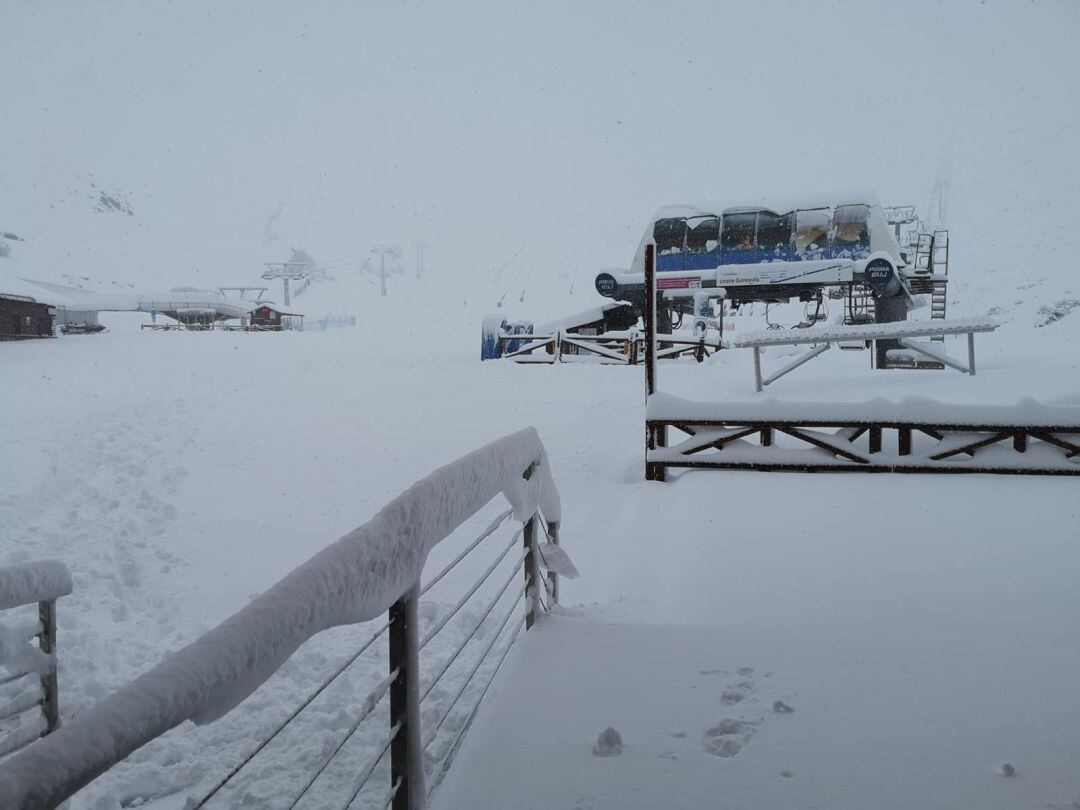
[{"xmin": 261, "ymin": 262, "xmax": 309, "ymax": 307}]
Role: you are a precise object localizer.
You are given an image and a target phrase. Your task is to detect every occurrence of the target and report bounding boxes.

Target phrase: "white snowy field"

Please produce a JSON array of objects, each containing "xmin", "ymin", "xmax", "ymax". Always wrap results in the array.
[{"xmin": 2, "ymin": 271, "xmax": 1079, "ymax": 808}]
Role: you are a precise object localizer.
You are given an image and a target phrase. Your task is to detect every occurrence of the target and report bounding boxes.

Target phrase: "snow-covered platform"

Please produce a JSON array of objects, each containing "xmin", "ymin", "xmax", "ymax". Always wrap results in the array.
[
  {"xmin": 434, "ymin": 613, "xmax": 1080, "ymax": 810},
  {"xmin": 435, "ymin": 465, "xmax": 1080, "ymax": 810}
]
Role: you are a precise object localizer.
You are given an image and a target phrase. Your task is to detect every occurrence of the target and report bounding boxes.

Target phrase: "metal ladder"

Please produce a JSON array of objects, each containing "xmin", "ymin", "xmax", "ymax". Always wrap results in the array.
[
  {"xmin": 840, "ymin": 284, "xmax": 875, "ymax": 350},
  {"xmin": 929, "ymin": 230, "xmax": 949, "ymax": 341},
  {"xmin": 844, "ymin": 284, "xmax": 875, "ymax": 325}
]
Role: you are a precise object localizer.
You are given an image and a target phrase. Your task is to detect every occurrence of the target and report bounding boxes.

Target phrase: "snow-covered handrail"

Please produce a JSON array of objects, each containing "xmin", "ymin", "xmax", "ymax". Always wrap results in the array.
[
  {"xmin": 0, "ymin": 428, "xmax": 561, "ymax": 810},
  {"xmin": 0, "ymin": 560, "xmax": 70, "ymax": 760},
  {"xmin": 734, "ymin": 316, "xmax": 998, "ymax": 347},
  {"xmin": 646, "ymin": 392, "xmax": 1080, "ymax": 429},
  {"xmin": 0, "ymin": 560, "xmax": 73, "ymax": 611}
]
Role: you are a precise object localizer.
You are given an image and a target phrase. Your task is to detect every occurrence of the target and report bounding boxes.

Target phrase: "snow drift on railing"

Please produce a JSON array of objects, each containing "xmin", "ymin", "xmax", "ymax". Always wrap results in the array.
[
  {"xmin": 0, "ymin": 560, "xmax": 73, "ymax": 611},
  {"xmin": 734, "ymin": 316, "xmax": 999, "ymax": 347},
  {"xmin": 646, "ymin": 392, "xmax": 1080, "ymax": 428},
  {"xmin": 0, "ymin": 428, "xmax": 559, "ymax": 809}
]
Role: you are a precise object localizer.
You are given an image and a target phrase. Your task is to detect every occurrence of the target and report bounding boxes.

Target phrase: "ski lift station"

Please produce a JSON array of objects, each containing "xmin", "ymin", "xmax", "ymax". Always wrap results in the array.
[
  {"xmin": 594, "ymin": 190, "xmax": 948, "ymax": 365},
  {"xmin": 481, "ymin": 190, "xmax": 1078, "ymax": 476},
  {"xmin": 485, "ymin": 190, "xmax": 955, "ymax": 371}
]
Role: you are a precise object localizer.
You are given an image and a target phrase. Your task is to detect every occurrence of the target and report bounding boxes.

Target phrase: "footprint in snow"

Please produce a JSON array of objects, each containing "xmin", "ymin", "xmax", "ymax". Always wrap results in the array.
[{"xmin": 702, "ymin": 718, "xmax": 758, "ymax": 758}]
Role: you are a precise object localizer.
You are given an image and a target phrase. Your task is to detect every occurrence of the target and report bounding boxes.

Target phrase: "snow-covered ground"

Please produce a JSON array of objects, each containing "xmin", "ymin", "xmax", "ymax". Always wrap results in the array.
[{"xmin": 2, "ymin": 261, "xmax": 1079, "ymax": 808}]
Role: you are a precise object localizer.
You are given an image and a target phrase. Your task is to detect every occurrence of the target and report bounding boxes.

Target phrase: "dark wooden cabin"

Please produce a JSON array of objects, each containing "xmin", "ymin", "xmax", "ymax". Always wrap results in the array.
[
  {"xmin": 248, "ymin": 303, "xmax": 301, "ymax": 331},
  {"xmin": 0, "ymin": 294, "xmax": 55, "ymax": 340}
]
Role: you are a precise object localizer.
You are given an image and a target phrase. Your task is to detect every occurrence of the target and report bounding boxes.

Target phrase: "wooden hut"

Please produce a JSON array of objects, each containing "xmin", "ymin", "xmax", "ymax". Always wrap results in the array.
[
  {"xmin": 248, "ymin": 303, "xmax": 302, "ymax": 331},
  {"xmin": 0, "ymin": 292, "xmax": 55, "ymax": 340}
]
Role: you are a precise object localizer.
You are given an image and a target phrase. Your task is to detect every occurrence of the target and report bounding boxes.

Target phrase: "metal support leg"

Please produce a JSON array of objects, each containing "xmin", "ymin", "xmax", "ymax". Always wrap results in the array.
[
  {"xmin": 523, "ymin": 516, "xmax": 540, "ymax": 629},
  {"xmin": 761, "ymin": 343, "xmax": 831, "ymax": 389},
  {"xmin": 389, "ymin": 586, "xmax": 426, "ymax": 810},
  {"xmin": 753, "ymin": 347, "xmax": 763, "ymax": 393},
  {"xmin": 547, "ymin": 521, "xmax": 559, "ymax": 605},
  {"xmin": 38, "ymin": 599, "xmax": 60, "ymax": 735},
  {"xmin": 967, "ymin": 332, "xmax": 976, "ymax": 375}
]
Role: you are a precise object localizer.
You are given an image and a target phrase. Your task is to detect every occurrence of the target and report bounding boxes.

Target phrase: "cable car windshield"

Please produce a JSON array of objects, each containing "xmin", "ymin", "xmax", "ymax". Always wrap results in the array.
[
  {"xmin": 685, "ymin": 216, "xmax": 719, "ymax": 254},
  {"xmin": 653, "ymin": 218, "xmax": 687, "ymax": 255},
  {"xmin": 756, "ymin": 211, "xmax": 793, "ymax": 261},
  {"xmin": 720, "ymin": 212, "xmax": 757, "ymax": 264},
  {"xmin": 795, "ymin": 208, "xmax": 830, "ymax": 260},
  {"xmin": 833, "ymin": 204, "xmax": 871, "ymax": 259}
]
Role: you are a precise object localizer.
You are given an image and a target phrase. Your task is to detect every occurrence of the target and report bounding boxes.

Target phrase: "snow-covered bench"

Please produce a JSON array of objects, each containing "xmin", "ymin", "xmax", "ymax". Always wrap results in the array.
[
  {"xmin": 645, "ymin": 392, "xmax": 1080, "ymax": 478},
  {"xmin": 735, "ymin": 317, "xmax": 1000, "ymax": 392}
]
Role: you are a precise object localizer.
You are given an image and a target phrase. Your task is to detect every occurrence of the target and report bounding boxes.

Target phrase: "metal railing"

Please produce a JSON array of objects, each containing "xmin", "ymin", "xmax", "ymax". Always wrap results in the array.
[
  {"xmin": 0, "ymin": 561, "xmax": 72, "ymax": 760},
  {"xmin": 498, "ymin": 328, "xmax": 720, "ymax": 365},
  {"xmin": 0, "ymin": 429, "xmax": 564, "ymax": 810}
]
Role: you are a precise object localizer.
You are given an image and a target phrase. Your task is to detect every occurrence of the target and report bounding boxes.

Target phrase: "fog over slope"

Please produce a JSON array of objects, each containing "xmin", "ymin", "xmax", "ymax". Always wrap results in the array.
[{"xmin": 2, "ymin": 1, "xmax": 1077, "ymax": 307}]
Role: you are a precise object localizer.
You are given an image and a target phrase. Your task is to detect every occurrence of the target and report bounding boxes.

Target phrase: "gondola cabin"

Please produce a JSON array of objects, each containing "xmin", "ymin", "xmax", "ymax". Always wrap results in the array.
[{"xmin": 596, "ymin": 191, "xmax": 914, "ymax": 308}]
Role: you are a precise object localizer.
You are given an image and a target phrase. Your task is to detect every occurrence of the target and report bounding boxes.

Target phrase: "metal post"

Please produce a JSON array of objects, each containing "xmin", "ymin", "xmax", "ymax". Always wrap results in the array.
[
  {"xmin": 753, "ymin": 347, "xmax": 763, "ymax": 393},
  {"xmin": 523, "ymin": 516, "xmax": 538, "ymax": 630},
  {"xmin": 643, "ymin": 243, "xmax": 667, "ymax": 481},
  {"xmin": 38, "ymin": 599, "xmax": 60, "ymax": 734},
  {"xmin": 389, "ymin": 586, "xmax": 426, "ymax": 810},
  {"xmin": 547, "ymin": 521, "xmax": 560, "ymax": 605},
  {"xmin": 643, "ymin": 243, "xmax": 657, "ymax": 398},
  {"xmin": 967, "ymin": 332, "xmax": 975, "ymax": 375}
]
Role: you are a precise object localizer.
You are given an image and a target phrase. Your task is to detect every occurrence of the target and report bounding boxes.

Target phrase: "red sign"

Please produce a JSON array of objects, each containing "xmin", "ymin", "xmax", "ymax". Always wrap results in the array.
[{"xmin": 656, "ymin": 276, "xmax": 700, "ymax": 290}]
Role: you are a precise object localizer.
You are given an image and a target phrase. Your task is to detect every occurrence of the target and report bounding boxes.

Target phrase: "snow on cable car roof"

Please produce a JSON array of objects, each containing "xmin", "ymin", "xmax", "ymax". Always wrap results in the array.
[{"xmin": 649, "ymin": 189, "xmax": 883, "ymax": 221}]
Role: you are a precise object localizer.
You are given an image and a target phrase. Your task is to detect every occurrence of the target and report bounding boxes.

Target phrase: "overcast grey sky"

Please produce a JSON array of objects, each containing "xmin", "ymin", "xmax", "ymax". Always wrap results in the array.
[{"xmin": 3, "ymin": 0, "xmax": 1077, "ymax": 287}]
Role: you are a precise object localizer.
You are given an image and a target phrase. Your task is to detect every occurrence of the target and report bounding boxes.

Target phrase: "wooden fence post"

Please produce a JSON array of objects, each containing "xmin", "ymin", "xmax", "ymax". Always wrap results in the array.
[
  {"xmin": 38, "ymin": 599, "xmax": 60, "ymax": 734},
  {"xmin": 898, "ymin": 427, "xmax": 912, "ymax": 456},
  {"xmin": 389, "ymin": 586, "xmax": 426, "ymax": 810}
]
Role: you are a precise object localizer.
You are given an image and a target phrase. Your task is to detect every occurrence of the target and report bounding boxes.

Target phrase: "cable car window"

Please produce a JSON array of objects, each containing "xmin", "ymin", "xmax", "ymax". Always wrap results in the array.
[
  {"xmin": 756, "ymin": 211, "xmax": 793, "ymax": 261},
  {"xmin": 653, "ymin": 218, "xmax": 687, "ymax": 255},
  {"xmin": 684, "ymin": 216, "xmax": 720, "ymax": 270},
  {"xmin": 720, "ymin": 212, "xmax": 758, "ymax": 264},
  {"xmin": 833, "ymin": 204, "xmax": 870, "ymax": 258},
  {"xmin": 685, "ymin": 216, "xmax": 719, "ymax": 253},
  {"xmin": 795, "ymin": 208, "xmax": 830, "ymax": 260}
]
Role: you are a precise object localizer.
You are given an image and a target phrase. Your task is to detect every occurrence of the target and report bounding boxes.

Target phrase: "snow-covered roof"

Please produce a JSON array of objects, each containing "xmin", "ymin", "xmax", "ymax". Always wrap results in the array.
[
  {"xmin": 250, "ymin": 301, "xmax": 301, "ymax": 316},
  {"xmin": 137, "ymin": 290, "xmax": 252, "ymax": 319},
  {"xmin": 650, "ymin": 189, "xmax": 883, "ymax": 221},
  {"xmin": 536, "ymin": 303, "xmax": 628, "ymax": 334},
  {"xmin": 0, "ymin": 272, "xmax": 56, "ymax": 304}
]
